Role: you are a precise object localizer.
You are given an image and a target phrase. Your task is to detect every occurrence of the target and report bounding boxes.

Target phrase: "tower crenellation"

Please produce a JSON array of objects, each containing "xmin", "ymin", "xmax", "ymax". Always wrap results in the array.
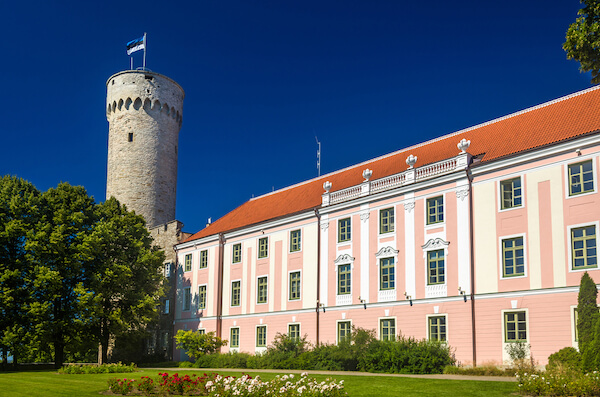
[{"xmin": 106, "ymin": 70, "xmax": 185, "ymax": 228}]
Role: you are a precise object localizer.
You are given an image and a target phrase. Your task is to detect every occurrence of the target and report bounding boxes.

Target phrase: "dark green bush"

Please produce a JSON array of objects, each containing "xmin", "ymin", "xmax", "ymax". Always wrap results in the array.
[
  {"xmin": 547, "ymin": 346, "xmax": 582, "ymax": 371},
  {"xmin": 179, "ymin": 327, "xmax": 454, "ymax": 375},
  {"xmin": 443, "ymin": 364, "xmax": 515, "ymax": 376}
]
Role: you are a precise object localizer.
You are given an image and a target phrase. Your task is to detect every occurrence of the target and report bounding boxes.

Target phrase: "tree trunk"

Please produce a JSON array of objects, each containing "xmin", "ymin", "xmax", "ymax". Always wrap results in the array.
[
  {"xmin": 54, "ymin": 337, "xmax": 64, "ymax": 369},
  {"xmin": 101, "ymin": 319, "xmax": 109, "ymax": 364}
]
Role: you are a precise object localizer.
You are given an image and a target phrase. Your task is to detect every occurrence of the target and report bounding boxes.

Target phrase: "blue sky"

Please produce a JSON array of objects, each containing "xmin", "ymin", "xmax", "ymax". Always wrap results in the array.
[{"xmin": 0, "ymin": 1, "xmax": 591, "ymax": 234}]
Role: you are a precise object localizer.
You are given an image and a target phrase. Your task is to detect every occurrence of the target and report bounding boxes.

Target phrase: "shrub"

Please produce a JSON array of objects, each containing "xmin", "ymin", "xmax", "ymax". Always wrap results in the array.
[
  {"xmin": 547, "ymin": 347, "xmax": 582, "ymax": 371},
  {"xmin": 443, "ymin": 364, "xmax": 515, "ymax": 376},
  {"xmin": 505, "ymin": 341, "xmax": 535, "ymax": 372},
  {"xmin": 59, "ymin": 362, "xmax": 136, "ymax": 374},
  {"xmin": 578, "ymin": 272, "xmax": 598, "ymax": 362},
  {"xmin": 517, "ymin": 367, "xmax": 600, "ymax": 396},
  {"xmin": 175, "ymin": 330, "xmax": 228, "ymax": 360}
]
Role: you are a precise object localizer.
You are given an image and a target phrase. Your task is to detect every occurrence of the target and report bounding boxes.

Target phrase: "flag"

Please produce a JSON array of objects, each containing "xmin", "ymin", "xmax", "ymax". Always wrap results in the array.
[{"xmin": 126, "ymin": 36, "xmax": 145, "ymax": 55}]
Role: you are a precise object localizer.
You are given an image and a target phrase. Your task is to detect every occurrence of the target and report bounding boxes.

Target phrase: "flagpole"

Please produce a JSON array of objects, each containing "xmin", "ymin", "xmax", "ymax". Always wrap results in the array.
[{"xmin": 143, "ymin": 32, "xmax": 147, "ymax": 70}]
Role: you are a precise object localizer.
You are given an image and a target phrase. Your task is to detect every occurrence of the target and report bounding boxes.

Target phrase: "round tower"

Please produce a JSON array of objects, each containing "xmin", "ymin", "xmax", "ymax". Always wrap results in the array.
[{"xmin": 106, "ymin": 70, "xmax": 184, "ymax": 228}]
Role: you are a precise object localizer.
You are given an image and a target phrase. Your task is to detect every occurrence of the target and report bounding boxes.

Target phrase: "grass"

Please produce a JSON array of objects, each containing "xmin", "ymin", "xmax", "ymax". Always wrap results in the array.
[{"xmin": 0, "ymin": 369, "xmax": 518, "ymax": 397}]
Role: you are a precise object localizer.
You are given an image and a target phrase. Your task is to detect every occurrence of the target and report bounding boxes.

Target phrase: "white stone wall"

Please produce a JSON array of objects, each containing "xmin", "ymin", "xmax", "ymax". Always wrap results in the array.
[{"xmin": 106, "ymin": 70, "xmax": 184, "ymax": 228}]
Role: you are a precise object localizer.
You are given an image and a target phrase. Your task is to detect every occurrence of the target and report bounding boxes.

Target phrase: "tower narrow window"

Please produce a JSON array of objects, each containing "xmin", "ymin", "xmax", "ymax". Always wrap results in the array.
[{"xmin": 128, "ymin": 133, "xmax": 134, "ymax": 142}]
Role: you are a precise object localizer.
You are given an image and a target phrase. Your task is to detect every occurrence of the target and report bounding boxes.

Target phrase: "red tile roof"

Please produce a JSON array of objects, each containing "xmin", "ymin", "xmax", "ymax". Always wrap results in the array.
[{"xmin": 183, "ymin": 86, "xmax": 600, "ymax": 243}]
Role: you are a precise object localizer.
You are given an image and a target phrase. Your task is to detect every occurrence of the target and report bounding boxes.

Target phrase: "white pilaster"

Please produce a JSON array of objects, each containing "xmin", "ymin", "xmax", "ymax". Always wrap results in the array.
[
  {"xmin": 360, "ymin": 204, "xmax": 370, "ymax": 303},
  {"xmin": 320, "ymin": 214, "xmax": 329, "ymax": 307},
  {"xmin": 404, "ymin": 192, "xmax": 416, "ymax": 298},
  {"xmin": 456, "ymin": 179, "xmax": 471, "ymax": 294}
]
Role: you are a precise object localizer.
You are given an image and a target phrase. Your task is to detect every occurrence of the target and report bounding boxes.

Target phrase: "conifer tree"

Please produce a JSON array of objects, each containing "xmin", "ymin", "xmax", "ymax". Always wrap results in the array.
[{"xmin": 578, "ymin": 272, "xmax": 598, "ymax": 363}]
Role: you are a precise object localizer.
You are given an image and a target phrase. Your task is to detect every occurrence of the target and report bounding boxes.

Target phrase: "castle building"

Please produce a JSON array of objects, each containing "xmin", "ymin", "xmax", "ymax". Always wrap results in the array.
[
  {"xmin": 173, "ymin": 86, "xmax": 600, "ymax": 366},
  {"xmin": 106, "ymin": 70, "xmax": 189, "ymax": 360}
]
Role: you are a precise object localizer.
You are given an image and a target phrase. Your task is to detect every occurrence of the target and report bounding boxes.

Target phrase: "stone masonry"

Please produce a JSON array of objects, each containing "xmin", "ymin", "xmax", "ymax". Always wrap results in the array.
[{"xmin": 106, "ymin": 70, "xmax": 184, "ymax": 228}]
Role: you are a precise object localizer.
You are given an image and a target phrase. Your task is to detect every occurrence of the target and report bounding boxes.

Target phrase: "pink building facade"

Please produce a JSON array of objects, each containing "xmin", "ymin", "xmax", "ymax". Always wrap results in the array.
[{"xmin": 174, "ymin": 87, "xmax": 600, "ymax": 365}]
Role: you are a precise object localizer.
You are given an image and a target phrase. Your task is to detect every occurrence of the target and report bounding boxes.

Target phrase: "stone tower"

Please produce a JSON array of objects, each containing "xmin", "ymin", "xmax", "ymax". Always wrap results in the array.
[{"xmin": 105, "ymin": 70, "xmax": 184, "ymax": 228}]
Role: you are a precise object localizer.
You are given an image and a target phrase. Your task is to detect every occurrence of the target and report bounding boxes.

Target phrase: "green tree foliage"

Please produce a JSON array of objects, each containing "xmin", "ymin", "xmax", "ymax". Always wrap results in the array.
[
  {"xmin": 26, "ymin": 183, "xmax": 96, "ymax": 368},
  {"xmin": 79, "ymin": 197, "xmax": 165, "ymax": 363},
  {"xmin": 564, "ymin": 0, "xmax": 600, "ymax": 84},
  {"xmin": 0, "ymin": 176, "xmax": 40, "ymax": 367},
  {"xmin": 578, "ymin": 272, "xmax": 598, "ymax": 364},
  {"xmin": 175, "ymin": 330, "xmax": 228, "ymax": 360},
  {"xmin": 0, "ymin": 177, "xmax": 167, "ymax": 368}
]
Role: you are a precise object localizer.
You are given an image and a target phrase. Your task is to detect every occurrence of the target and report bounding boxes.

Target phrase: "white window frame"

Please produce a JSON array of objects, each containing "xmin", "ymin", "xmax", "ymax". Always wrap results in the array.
[
  {"xmin": 288, "ymin": 270, "xmax": 302, "ymax": 301},
  {"xmin": 501, "ymin": 308, "xmax": 529, "ymax": 364},
  {"xmin": 426, "ymin": 313, "xmax": 449, "ymax": 342},
  {"xmin": 498, "ymin": 233, "xmax": 528, "ymax": 280},
  {"xmin": 379, "ymin": 206, "xmax": 396, "ymax": 235},
  {"xmin": 289, "ymin": 229, "xmax": 302, "ymax": 253},
  {"xmin": 256, "ymin": 275, "xmax": 269, "ymax": 305},
  {"xmin": 565, "ymin": 157, "xmax": 597, "ymax": 199},
  {"xmin": 231, "ymin": 279, "xmax": 242, "ymax": 307},
  {"xmin": 229, "ymin": 327, "xmax": 240, "ymax": 351},
  {"xmin": 336, "ymin": 319, "xmax": 352, "ymax": 344},
  {"xmin": 183, "ymin": 287, "xmax": 191, "ymax": 311},
  {"xmin": 255, "ymin": 324, "xmax": 268, "ymax": 353},
  {"xmin": 568, "ymin": 221, "xmax": 599, "ymax": 273},
  {"xmin": 198, "ymin": 283, "xmax": 208, "ymax": 310},
  {"xmin": 287, "ymin": 323, "xmax": 301, "ymax": 341},
  {"xmin": 497, "ymin": 175, "xmax": 525, "ymax": 212},
  {"xmin": 337, "ymin": 216, "xmax": 352, "ymax": 244},
  {"xmin": 378, "ymin": 316, "xmax": 397, "ymax": 341},
  {"xmin": 424, "ymin": 193, "xmax": 446, "ymax": 228}
]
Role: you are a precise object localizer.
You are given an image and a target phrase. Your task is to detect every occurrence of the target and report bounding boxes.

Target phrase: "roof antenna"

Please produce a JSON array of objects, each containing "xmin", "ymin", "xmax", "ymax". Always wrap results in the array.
[{"xmin": 315, "ymin": 136, "xmax": 321, "ymax": 177}]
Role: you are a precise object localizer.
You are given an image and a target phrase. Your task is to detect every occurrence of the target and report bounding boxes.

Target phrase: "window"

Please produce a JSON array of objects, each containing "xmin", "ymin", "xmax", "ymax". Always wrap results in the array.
[
  {"xmin": 380, "ymin": 208, "xmax": 395, "ymax": 234},
  {"xmin": 199, "ymin": 250, "xmax": 208, "ymax": 269},
  {"xmin": 256, "ymin": 325, "xmax": 267, "ymax": 347},
  {"xmin": 230, "ymin": 328, "xmax": 240, "ymax": 348},
  {"xmin": 184, "ymin": 254, "xmax": 192, "ymax": 272},
  {"xmin": 163, "ymin": 299, "xmax": 170, "ymax": 314},
  {"xmin": 338, "ymin": 218, "xmax": 351, "ymax": 242},
  {"xmin": 380, "ymin": 257, "xmax": 395, "ymax": 290},
  {"xmin": 198, "ymin": 329, "xmax": 206, "ymax": 335},
  {"xmin": 428, "ymin": 316, "xmax": 447, "ymax": 341},
  {"xmin": 257, "ymin": 276, "xmax": 268, "ymax": 304},
  {"xmin": 164, "ymin": 263, "xmax": 171, "ymax": 277},
  {"xmin": 502, "ymin": 237, "xmax": 525, "ymax": 277},
  {"xmin": 289, "ymin": 324, "xmax": 300, "ymax": 341},
  {"xmin": 337, "ymin": 321, "xmax": 351, "ymax": 343},
  {"xmin": 289, "ymin": 271, "xmax": 301, "ymax": 300},
  {"xmin": 290, "ymin": 229, "xmax": 301, "ymax": 252},
  {"xmin": 427, "ymin": 250, "xmax": 445, "ymax": 285},
  {"xmin": 198, "ymin": 285, "xmax": 206, "ymax": 310},
  {"xmin": 500, "ymin": 177, "xmax": 522, "ymax": 209},
  {"xmin": 426, "ymin": 196, "xmax": 444, "ymax": 225},
  {"xmin": 183, "ymin": 287, "xmax": 191, "ymax": 311},
  {"xmin": 380, "ymin": 319, "xmax": 395, "ymax": 341},
  {"xmin": 569, "ymin": 160, "xmax": 594, "ymax": 196},
  {"xmin": 338, "ymin": 264, "xmax": 351, "ymax": 295},
  {"xmin": 232, "ymin": 243, "xmax": 241, "ymax": 263},
  {"xmin": 258, "ymin": 237, "xmax": 268, "ymax": 258},
  {"xmin": 504, "ymin": 311, "xmax": 527, "ymax": 342},
  {"xmin": 572, "ymin": 225, "xmax": 597, "ymax": 269},
  {"xmin": 128, "ymin": 132, "xmax": 134, "ymax": 142},
  {"xmin": 231, "ymin": 281, "xmax": 241, "ymax": 307}
]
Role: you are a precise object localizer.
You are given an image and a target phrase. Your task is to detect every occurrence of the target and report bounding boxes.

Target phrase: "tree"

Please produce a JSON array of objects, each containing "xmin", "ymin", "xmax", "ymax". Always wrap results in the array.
[
  {"xmin": 79, "ymin": 197, "xmax": 165, "ymax": 364},
  {"xmin": 578, "ymin": 272, "xmax": 598, "ymax": 363},
  {"xmin": 0, "ymin": 176, "xmax": 40, "ymax": 368},
  {"xmin": 174, "ymin": 330, "xmax": 228, "ymax": 360},
  {"xmin": 564, "ymin": 0, "xmax": 600, "ymax": 84},
  {"xmin": 26, "ymin": 183, "xmax": 96, "ymax": 368}
]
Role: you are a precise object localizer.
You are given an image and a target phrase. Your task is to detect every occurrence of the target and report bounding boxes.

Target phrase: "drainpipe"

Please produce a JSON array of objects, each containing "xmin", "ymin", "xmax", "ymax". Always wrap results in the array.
[
  {"xmin": 315, "ymin": 208, "xmax": 321, "ymax": 346},
  {"xmin": 216, "ymin": 233, "xmax": 225, "ymax": 349},
  {"xmin": 466, "ymin": 169, "xmax": 477, "ymax": 366}
]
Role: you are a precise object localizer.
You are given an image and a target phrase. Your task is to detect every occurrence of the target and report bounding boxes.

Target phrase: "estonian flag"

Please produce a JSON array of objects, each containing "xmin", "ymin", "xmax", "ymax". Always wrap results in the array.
[{"xmin": 126, "ymin": 36, "xmax": 145, "ymax": 55}]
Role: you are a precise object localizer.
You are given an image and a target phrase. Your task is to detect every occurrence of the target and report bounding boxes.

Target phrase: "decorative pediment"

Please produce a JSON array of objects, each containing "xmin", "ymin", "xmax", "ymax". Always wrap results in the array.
[
  {"xmin": 421, "ymin": 238, "xmax": 450, "ymax": 251},
  {"xmin": 375, "ymin": 246, "xmax": 399, "ymax": 258},
  {"xmin": 334, "ymin": 254, "xmax": 355, "ymax": 264}
]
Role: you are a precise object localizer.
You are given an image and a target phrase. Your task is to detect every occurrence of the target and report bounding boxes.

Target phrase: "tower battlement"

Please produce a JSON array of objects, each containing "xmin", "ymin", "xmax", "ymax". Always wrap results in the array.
[{"xmin": 105, "ymin": 70, "xmax": 184, "ymax": 228}]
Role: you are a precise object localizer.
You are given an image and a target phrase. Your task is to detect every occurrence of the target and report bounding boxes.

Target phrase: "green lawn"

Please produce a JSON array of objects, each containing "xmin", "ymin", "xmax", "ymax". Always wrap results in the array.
[{"xmin": 0, "ymin": 369, "xmax": 518, "ymax": 397}]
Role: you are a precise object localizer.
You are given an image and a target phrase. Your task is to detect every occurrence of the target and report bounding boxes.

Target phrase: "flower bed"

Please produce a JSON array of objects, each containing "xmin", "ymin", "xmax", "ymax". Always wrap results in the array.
[
  {"xmin": 517, "ymin": 370, "xmax": 600, "ymax": 396},
  {"xmin": 107, "ymin": 372, "xmax": 347, "ymax": 396}
]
